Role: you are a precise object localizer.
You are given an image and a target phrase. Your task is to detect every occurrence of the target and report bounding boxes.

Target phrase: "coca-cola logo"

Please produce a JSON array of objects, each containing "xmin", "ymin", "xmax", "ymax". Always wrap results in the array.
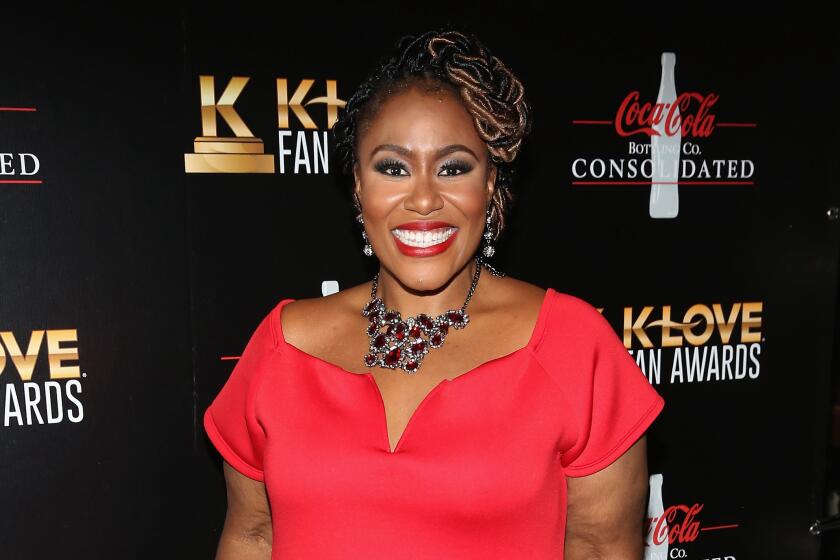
[
  {"xmin": 615, "ymin": 91, "xmax": 719, "ymax": 138},
  {"xmin": 646, "ymin": 503, "xmax": 704, "ymax": 545}
]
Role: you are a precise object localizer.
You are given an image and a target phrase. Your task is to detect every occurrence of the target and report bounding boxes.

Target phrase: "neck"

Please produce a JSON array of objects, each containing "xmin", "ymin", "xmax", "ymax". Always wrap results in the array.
[{"xmin": 373, "ymin": 257, "xmax": 480, "ymax": 318}]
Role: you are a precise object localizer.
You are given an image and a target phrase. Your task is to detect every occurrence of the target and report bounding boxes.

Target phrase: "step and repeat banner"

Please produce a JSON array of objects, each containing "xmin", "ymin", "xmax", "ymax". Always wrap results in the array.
[{"xmin": 1, "ymin": 5, "xmax": 838, "ymax": 559}]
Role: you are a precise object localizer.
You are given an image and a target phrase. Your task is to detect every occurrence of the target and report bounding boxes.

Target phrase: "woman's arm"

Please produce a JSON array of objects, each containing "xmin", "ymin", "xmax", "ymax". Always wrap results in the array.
[
  {"xmin": 213, "ymin": 461, "xmax": 273, "ymax": 560},
  {"xmin": 565, "ymin": 435, "xmax": 650, "ymax": 559}
]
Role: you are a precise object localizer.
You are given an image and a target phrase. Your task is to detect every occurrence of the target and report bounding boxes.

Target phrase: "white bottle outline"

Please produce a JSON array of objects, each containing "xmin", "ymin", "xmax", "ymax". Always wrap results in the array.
[
  {"xmin": 645, "ymin": 473, "xmax": 669, "ymax": 560},
  {"xmin": 649, "ymin": 52, "xmax": 682, "ymax": 219}
]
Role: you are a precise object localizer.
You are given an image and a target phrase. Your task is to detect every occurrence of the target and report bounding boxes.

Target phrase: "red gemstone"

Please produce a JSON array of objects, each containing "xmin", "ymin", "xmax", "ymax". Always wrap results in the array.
[
  {"xmin": 405, "ymin": 360, "xmax": 418, "ymax": 372},
  {"xmin": 418, "ymin": 314, "xmax": 433, "ymax": 330},
  {"xmin": 369, "ymin": 310, "xmax": 380, "ymax": 322},
  {"xmin": 364, "ymin": 353, "xmax": 377, "ymax": 366},
  {"xmin": 385, "ymin": 347, "xmax": 401, "ymax": 365},
  {"xmin": 367, "ymin": 323, "xmax": 378, "ymax": 336},
  {"xmin": 394, "ymin": 322, "xmax": 406, "ymax": 340},
  {"xmin": 374, "ymin": 334, "xmax": 387, "ymax": 348},
  {"xmin": 447, "ymin": 311, "xmax": 465, "ymax": 326},
  {"xmin": 385, "ymin": 311, "xmax": 398, "ymax": 322},
  {"xmin": 409, "ymin": 325, "xmax": 421, "ymax": 338},
  {"xmin": 438, "ymin": 323, "xmax": 449, "ymax": 335},
  {"xmin": 431, "ymin": 333, "xmax": 442, "ymax": 346},
  {"xmin": 364, "ymin": 301, "xmax": 378, "ymax": 314},
  {"xmin": 411, "ymin": 340, "xmax": 427, "ymax": 353}
]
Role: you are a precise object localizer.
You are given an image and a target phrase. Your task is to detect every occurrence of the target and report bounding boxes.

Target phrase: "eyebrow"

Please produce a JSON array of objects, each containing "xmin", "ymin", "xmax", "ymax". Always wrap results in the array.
[{"xmin": 369, "ymin": 143, "xmax": 479, "ymax": 160}]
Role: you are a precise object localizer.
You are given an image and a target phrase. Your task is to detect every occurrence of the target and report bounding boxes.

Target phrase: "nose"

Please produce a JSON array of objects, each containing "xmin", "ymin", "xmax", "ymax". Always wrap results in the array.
[{"xmin": 403, "ymin": 170, "xmax": 444, "ymax": 215}]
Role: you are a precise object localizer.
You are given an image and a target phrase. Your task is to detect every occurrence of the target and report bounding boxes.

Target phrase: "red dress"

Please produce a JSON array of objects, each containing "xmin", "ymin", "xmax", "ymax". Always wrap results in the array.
[{"xmin": 204, "ymin": 287, "xmax": 665, "ymax": 558}]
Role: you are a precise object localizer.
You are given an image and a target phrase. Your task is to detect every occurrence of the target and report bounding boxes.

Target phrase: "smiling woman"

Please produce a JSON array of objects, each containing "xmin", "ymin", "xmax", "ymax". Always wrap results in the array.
[
  {"xmin": 333, "ymin": 30, "xmax": 531, "ymax": 252},
  {"xmin": 204, "ymin": 25, "xmax": 665, "ymax": 560}
]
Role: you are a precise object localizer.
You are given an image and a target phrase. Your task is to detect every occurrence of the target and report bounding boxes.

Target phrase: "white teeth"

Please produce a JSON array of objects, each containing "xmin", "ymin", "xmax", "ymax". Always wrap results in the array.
[{"xmin": 392, "ymin": 227, "xmax": 457, "ymax": 248}]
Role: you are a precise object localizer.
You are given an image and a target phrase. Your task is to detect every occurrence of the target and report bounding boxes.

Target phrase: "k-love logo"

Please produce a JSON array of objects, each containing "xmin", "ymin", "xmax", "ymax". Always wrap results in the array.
[
  {"xmin": 571, "ymin": 52, "xmax": 757, "ymax": 219},
  {"xmin": 0, "ymin": 105, "xmax": 43, "ymax": 186},
  {"xmin": 0, "ymin": 328, "xmax": 85, "ymax": 427},
  {"xmin": 183, "ymin": 75, "xmax": 345, "ymax": 174},
  {"xmin": 645, "ymin": 473, "xmax": 739, "ymax": 560},
  {"xmin": 607, "ymin": 300, "xmax": 763, "ymax": 386}
]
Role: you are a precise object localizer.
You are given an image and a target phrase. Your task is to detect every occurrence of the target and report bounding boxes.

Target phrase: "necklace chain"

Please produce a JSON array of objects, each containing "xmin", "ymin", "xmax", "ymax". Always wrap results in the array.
[{"xmin": 361, "ymin": 255, "xmax": 504, "ymax": 374}]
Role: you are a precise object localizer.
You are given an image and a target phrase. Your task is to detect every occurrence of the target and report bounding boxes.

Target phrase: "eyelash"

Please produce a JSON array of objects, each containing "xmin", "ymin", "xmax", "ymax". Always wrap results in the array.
[{"xmin": 374, "ymin": 158, "xmax": 473, "ymax": 177}]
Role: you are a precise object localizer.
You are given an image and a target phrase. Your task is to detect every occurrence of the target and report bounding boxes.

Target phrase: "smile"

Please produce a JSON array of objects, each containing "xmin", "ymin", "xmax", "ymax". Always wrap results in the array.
[{"xmin": 391, "ymin": 227, "xmax": 458, "ymax": 248}]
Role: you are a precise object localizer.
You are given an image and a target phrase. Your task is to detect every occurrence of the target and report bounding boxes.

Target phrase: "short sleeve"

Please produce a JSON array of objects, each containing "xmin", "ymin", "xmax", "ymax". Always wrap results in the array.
[
  {"xmin": 203, "ymin": 309, "xmax": 277, "ymax": 482},
  {"xmin": 554, "ymin": 295, "xmax": 665, "ymax": 477}
]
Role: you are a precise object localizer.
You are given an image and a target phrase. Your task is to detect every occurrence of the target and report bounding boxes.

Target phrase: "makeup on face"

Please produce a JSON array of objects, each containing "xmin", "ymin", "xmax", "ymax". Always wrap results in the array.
[{"xmin": 356, "ymin": 87, "xmax": 492, "ymax": 267}]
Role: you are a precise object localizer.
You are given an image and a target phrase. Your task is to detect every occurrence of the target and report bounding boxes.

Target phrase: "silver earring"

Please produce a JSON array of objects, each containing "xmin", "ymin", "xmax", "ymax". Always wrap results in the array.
[
  {"xmin": 482, "ymin": 207, "xmax": 495, "ymax": 258},
  {"xmin": 357, "ymin": 214, "xmax": 374, "ymax": 257}
]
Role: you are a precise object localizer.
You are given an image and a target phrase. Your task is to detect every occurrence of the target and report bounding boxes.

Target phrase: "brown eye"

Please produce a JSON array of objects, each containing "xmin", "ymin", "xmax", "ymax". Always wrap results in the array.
[
  {"xmin": 374, "ymin": 158, "xmax": 408, "ymax": 177},
  {"xmin": 439, "ymin": 160, "xmax": 473, "ymax": 177}
]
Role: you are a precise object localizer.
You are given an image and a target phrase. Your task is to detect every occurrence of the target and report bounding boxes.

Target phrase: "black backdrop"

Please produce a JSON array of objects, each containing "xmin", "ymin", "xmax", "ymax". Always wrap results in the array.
[{"xmin": 1, "ymin": 4, "xmax": 838, "ymax": 559}]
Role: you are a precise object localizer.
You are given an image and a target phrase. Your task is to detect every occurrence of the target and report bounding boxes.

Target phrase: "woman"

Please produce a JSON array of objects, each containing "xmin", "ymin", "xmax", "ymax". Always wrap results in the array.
[{"xmin": 204, "ymin": 27, "xmax": 665, "ymax": 559}]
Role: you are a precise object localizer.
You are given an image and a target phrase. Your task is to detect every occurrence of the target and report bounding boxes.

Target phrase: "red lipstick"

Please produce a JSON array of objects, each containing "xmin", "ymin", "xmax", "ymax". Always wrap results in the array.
[{"xmin": 391, "ymin": 221, "xmax": 459, "ymax": 257}]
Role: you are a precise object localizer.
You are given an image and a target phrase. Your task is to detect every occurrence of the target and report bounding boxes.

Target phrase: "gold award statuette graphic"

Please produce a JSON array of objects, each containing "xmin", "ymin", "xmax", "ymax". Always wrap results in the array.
[{"xmin": 184, "ymin": 76, "xmax": 275, "ymax": 173}]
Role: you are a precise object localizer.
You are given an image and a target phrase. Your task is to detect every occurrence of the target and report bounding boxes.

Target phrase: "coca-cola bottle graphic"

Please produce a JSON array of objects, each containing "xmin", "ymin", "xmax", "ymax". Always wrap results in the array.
[
  {"xmin": 645, "ymin": 473, "xmax": 669, "ymax": 560},
  {"xmin": 650, "ymin": 52, "xmax": 681, "ymax": 218}
]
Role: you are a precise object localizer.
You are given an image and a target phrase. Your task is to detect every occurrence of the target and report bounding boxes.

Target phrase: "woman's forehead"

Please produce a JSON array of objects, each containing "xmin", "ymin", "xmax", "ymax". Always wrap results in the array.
[{"xmin": 358, "ymin": 88, "xmax": 482, "ymax": 154}]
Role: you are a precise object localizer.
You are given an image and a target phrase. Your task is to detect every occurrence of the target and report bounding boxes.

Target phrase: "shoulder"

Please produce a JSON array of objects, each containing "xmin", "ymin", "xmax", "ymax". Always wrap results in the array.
[
  {"xmin": 477, "ymin": 274, "xmax": 548, "ymax": 317},
  {"xmin": 547, "ymin": 290, "xmax": 609, "ymax": 327},
  {"xmin": 275, "ymin": 281, "xmax": 370, "ymax": 349},
  {"xmin": 533, "ymin": 288, "xmax": 621, "ymax": 357},
  {"xmin": 486, "ymin": 275, "xmax": 608, "ymax": 333}
]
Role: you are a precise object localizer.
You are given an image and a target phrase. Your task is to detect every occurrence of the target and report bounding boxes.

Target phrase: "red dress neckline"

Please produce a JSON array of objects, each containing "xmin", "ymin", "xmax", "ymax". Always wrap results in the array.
[
  {"xmin": 271, "ymin": 287, "xmax": 556, "ymax": 453},
  {"xmin": 273, "ymin": 286, "xmax": 555, "ymax": 383}
]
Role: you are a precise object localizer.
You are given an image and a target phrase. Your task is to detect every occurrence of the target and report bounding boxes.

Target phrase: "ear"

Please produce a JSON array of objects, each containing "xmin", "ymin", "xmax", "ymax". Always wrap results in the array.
[
  {"xmin": 353, "ymin": 162, "xmax": 362, "ymax": 203},
  {"xmin": 486, "ymin": 163, "xmax": 497, "ymax": 204}
]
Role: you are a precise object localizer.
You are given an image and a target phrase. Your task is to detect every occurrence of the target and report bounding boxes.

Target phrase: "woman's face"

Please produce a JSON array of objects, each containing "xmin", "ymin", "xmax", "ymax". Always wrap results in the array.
[{"xmin": 353, "ymin": 84, "xmax": 497, "ymax": 291}]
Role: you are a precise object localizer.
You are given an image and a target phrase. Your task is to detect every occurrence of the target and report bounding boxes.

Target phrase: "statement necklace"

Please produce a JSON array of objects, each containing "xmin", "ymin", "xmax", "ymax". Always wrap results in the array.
[{"xmin": 361, "ymin": 255, "xmax": 505, "ymax": 374}]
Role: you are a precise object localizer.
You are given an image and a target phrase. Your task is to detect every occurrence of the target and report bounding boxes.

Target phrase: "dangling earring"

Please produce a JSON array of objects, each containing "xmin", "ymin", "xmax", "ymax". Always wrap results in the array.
[
  {"xmin": 482, "ymin": 206, "xmax": 496, "ymax": 258},
  {"xmin": 477, "ymin": 206, "xmax": 505, "ymax": 277},
  {"xmin": 357, "ymin": 213, "xmax": 374, "ymax": 257}
]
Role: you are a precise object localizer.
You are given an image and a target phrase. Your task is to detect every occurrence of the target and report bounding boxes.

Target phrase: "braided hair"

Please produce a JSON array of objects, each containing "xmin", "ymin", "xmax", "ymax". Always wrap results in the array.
[{"xmin": 332, "ymin": 27, "xmax": 533, "ymax": 242}]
